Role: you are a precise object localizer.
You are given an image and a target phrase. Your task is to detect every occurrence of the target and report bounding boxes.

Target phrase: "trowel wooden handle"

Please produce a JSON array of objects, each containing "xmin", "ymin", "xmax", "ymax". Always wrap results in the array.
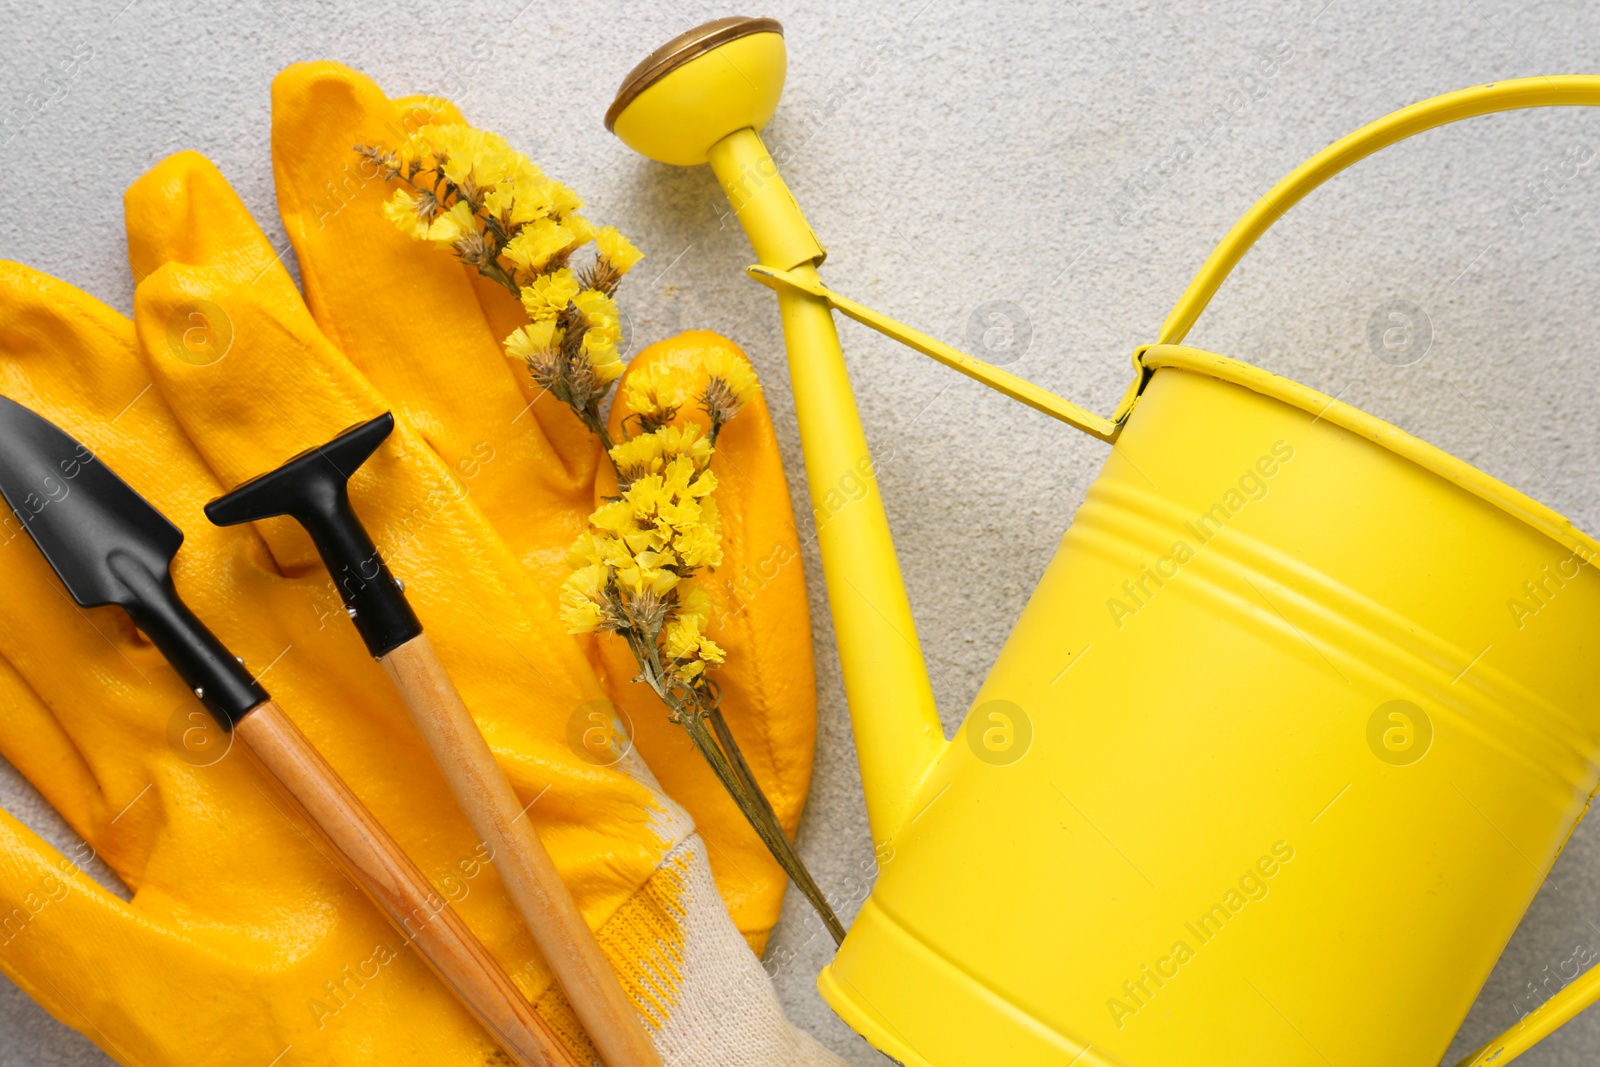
[
  {"xmin": 235, "ymin": 700, "xmax": 581, "ymax": 1067},
  {"xmin": 380, "ymin": 634, "xmax": 662, "ymax": 1067}
]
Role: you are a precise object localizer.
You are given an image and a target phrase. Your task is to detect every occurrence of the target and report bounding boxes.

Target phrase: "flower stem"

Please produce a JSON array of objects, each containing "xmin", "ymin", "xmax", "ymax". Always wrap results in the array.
[
  {"xmin": 480, "ymin": 260, "xmax": 522, "ymax": 299},
  {"xmin": 706, "ymin": 707, "xmax": 846, "ymax": 945},
  {"xmin": 582, "ymin": 408, "xmax": 615, "ymax": 453},
  {"xmin": 679, "ymin": 710, "xmax": 846, "ymax": 945}
]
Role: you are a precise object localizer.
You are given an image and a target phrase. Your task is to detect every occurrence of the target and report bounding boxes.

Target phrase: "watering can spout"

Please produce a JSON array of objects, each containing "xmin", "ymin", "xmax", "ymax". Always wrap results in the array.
[
  {"xmin": 710, "ymin": 145, "xmax": 951, "ymax": 846},
  {"xmin": 605, "ymin": 17, "xmax": 951, "ymax": 844},
  {"xmin": 703, "ymin": 124, "xmax": 956, "ymax": 842}
]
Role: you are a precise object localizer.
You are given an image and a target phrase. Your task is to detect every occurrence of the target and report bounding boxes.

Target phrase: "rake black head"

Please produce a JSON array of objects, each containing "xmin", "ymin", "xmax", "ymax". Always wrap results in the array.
[
  {"xmin": 0, "ymin": 395, "xmax": 266, "ymax": 726},
  {"xmin": 205, "ymin": 412, "xmax": 421, "ymax": 659}
]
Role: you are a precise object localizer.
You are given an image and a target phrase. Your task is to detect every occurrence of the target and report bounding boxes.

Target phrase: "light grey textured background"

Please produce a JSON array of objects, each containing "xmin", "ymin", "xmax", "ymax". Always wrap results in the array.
[{"xmin": 3, "ymin": 0, "xmax": 1600, "ymax": 1064}]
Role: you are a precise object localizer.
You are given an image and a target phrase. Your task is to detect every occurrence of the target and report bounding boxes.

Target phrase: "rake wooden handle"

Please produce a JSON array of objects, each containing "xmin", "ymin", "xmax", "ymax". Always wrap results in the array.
[
  {"xmin": 235, "ymin": 699, "xmax": 581, "ymax": 1067},
  {"xmin": 380, "ymin": 634, "xmax": 662, "ymax": 1067}
]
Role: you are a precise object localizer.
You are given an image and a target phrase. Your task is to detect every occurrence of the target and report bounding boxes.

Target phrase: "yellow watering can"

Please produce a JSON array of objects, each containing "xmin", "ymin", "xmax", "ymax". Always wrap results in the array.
[{"xmin": 607, "ymin": 18, "xmax": 1600, "ymax": 1067}]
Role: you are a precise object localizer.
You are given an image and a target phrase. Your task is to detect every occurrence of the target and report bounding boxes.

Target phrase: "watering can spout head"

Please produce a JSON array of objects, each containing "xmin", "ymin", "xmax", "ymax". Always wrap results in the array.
[{"xmin": 605, "ymin": 16, "xmax": 787, "ymax": 167}]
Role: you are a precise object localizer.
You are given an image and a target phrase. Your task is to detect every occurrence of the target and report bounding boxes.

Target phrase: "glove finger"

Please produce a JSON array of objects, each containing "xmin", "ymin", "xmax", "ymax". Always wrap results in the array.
[
  {"xmin": 270, "ymin": 63, "xmax": 600, "ymax": 575},
  {"xmin": 0, "ymin": 804, "xmax": 169, "ymax": 1065},
  {"xmin": 0, "ymin": 653, "xmax": 127, "ymax": 879},
  {"xmin": 0, "ymin": 794, "xmax": 499, "ymax": 1064},
  {"xmin": 594, "ymin": 333, "xmax": 817, "ymax": 947},
  {"xmin": 126, "ymin": 144, "xmax": 596, "ymax": 595},
  {"xmin": 124, "ymin": 149, "xmax": 303, "ymax": 313},
  {"xmin": 0, "ymin": 262, "xmax": 247, "ymax": 888}
]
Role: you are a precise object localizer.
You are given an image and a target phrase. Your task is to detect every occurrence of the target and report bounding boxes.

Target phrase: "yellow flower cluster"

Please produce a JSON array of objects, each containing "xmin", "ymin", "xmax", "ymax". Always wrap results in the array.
[
  {"xmin": 379, "ymin": 125, "xmax": 588, "ymax": 254},
  {"xmin": 502, "ymin": 220, "xmax": 636, "ymax": 410},
  {"xmin": 503, "ymin": 219, "xmax": 582, "ymax": 275},
  {"xmin": 596, "ymin": 227, "xmax": 644, "ymax": 273},
  {"xmin": 701, "ymin": 346, "xmax": 760, "ymax": 410},
  {"xmin": 608, "ymin": 423, "xmax": 713, "ymax": 483},
  {"xmin": 370, "ymin": 123, "xmax": 642, "ymax": 418},
  {"xmin": 560, "ymin": 421, "xmax": 729, "ymax": 682},
  {"xmin": 697, "ymin": 347, "xmax": 758, "ymax": 428},
  {"xmin": 369, "ymin": 121, "xmax": 754, "ymax": 691},
  {"xmin": 370, "ymin": 125, "xmax": 828, "ymax": 897},
  {"xmin": 621, "ymin": 342, "xmax": 763, "ymax": 436},
  {"xmin": 383, "ymin": 196, "xmax": 471, "ymax": 245},
  {"xmin": 662, "ymin": 599, "xmax": 725, "ymax": 682},
  {"xmin": 590, "ymin": 451, "xmax": 722, "ymax": 573},
  {"xmin": 519, "ymin": 268, "xmax": 581, "ymax": 321}
]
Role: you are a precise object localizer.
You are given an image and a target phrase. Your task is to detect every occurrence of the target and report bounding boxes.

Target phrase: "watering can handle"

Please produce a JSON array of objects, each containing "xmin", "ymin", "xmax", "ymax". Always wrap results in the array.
[
  {"xmin": 748, "ymin": 77, "xmax": 1600, "ymax": 446},
  {"xmin": 1160, "ymin": 75, "xmax": 1600, "ymax": 347}
]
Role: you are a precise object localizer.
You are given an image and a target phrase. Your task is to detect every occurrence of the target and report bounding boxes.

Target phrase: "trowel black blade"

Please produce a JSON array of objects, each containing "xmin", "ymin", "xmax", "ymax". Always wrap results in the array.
[
  {"xmin": 0, "ymin": 395, "xmax": 265, "ymax": 726},
  {"xmin": 0, "ymin": 394, "xmax": 181, "ymax": 610}
]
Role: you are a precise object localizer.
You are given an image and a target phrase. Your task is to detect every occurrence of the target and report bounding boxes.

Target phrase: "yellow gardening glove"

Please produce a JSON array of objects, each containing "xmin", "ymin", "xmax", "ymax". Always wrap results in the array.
[
  {"xmin": 0, "ymin": 245, "xmax": 841, "ymax": 1063},
  {"xmin": 0, "ymin": 262, "xmax": 664, "ymax": 1065},
  {"xmin": 251, "ymin": 62, "xmax": 817, "ymax": 947},
  {"xmin": 0, "ymin": 60, "xmax": 828, "ymax": 1067}
]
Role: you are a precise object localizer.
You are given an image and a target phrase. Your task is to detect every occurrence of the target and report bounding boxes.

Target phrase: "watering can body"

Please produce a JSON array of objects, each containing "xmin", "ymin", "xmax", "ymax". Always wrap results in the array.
[
  {"xmin": 820, "ymin": 348, "xmax": 1600, "ymax": 1066},
  {"xmin": 604, "ymin": 22, "xmax": 1600, "ymax": 1067}
]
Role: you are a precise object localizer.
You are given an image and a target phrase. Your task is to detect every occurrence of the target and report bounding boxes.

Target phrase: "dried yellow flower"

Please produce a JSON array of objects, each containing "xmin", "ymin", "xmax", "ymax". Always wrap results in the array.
[
  {"xmin": 572, "ymin": 289, "xmax": 621, "ymax": 344},
  {"xmin": 621, "ymin": 354, "xmax": 697, "ymax": 427},
  {"xmin": 615, "ymin": 561, "xmax": 680, "ymax": 599},
  {"xmin": 596, "ymin": 226, "xmax": 644, "ymax": 275},
  {"xmin": 662, "ymin": 615, "xmax": 726, "ymax": 681},
  {"xmin": 503, "ymin": 319, "xmax": 559, "ymax": 363},
  {"xmin": 520, "ymin": 268, "xmax": 581, "ymax": 322},
  {"xmin": 381, "ymin": 188, "xmax": 438, "ymax": 240},
  {"xmin": 566, "ymin": 214, "xmax": 598, "ymax": 246},
  {"xmin": 425, "ymin": 200, "xmax": 476, "ymax": 249},
  {"xmin": 675, "ymin": 583, "xmax": 712, "ymax": 628},
  {"xmin": 608, "ymin": 423, "xmax": 712, "ymax": 485},
  {"xmin": 567, "ymin": 531, "xmax": 633, "ymax": 570},
  {"xmin": 560, "ymin": 563, "xmax": 613, "ymax": 634},
  {"xmin": 582, "ymin": 331, "xmax": 625, "ymax": 385},
  {"xmin": 656, "ymin": 423, "xmax": 713, "ymax": 469},
  {"xmin": 608, "ymin": 432, "xmax": 662, "ymax": 481},
  {"xmin": 483, "ymin": 176, "xmax": 549, "ymax": 226},
  {"xmin": 503, "ymin": 218, "xmax": 577, "ymax": 276},
  {"xmin": 700, "ymin": 346, "xmax": 761, "ymax": 429},
  {"xmin": 673, "ymin": 512, "xmax": 722, "ymax": 569}
]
